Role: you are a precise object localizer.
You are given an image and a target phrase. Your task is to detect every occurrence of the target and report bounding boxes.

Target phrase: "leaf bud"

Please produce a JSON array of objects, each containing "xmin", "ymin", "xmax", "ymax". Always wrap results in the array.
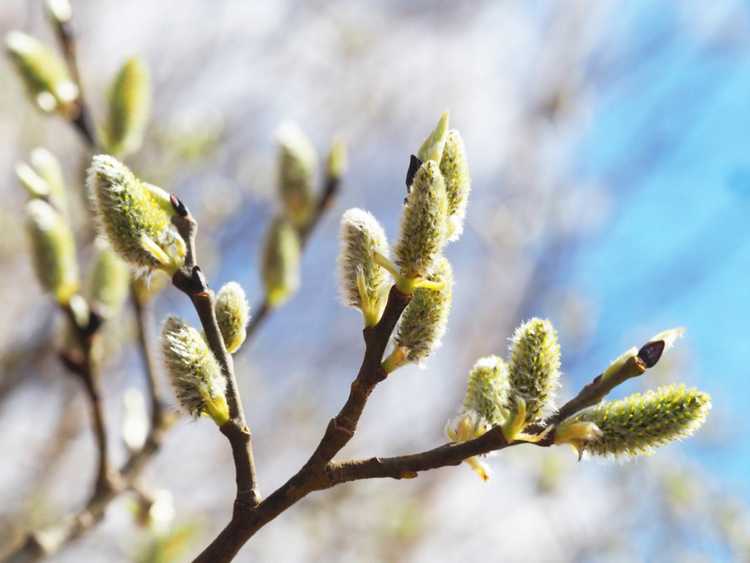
[{"xmin": 105, "ymin": 57, "xmax": 151, "ymax": 158}]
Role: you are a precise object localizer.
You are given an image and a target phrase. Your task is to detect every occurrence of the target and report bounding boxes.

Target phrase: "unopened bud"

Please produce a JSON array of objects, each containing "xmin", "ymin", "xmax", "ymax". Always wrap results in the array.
[
  {"xmin": 508, "ymin": 318, "xmax": 561, "ymax": 424},
  {"xmin": 105, "ymin": 57, "xmax": 151, "ymax": 158},
  {"xmin": 277, "ymin": 122, "xmax": 317, "ymax": 227},
  {"xmin": 261, "ymin": 216, "xmax": 301, "ymax": 308},
  {"xmin": 394, "ymin": 160, "xmax": 448, "ymax": 282},
  {"xmin": 161, "ymin": 316, "xmax": 229, "ymax": 426},
  {"xmin": 326, "ymin": 139, "xmax": 347, "ymax": 181},
  {"xmin": 45, "ymin": 0, "xmax": 72, "ymax": 24},
  {"xmin": 5, "ymin": 31, "xmax": 78, "ymax": 114},
  {"xmin": 16, "ymin": 148, "xmax": 68, "ymax": 215},
  {"xmin": 87, "ymin": 155, "xmax": 185, "ymax": 273},
  {"xmin": 567, "ymin": 384, "xmax": 711, "ymax": 458},
  {"xmin": 338, "ymin": 208, "xmax": 391, "ymax": 326},
  {"xmin": 215, "ymin": 281, "xmax": 250, "ymax": 353},
  {"xmin": 26, "ymin": 199, "xmax": 78, "ymax": 304},
  {"xmin": 439, "ymin": 129, "xmax": 471, "ymax": 242},
  {"xmin": 417, "ymin": 111, "xmax": 450, "ymax": 164},
  {"xmin": 88, "ymin": 238, "xmax": 130, "ymax": 319}
]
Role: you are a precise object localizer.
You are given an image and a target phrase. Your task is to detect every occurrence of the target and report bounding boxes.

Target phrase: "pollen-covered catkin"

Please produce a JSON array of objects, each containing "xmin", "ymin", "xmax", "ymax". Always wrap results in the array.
[
  {"xmin": 507, "ymin": 318, "xmax": 561, "ymax": 424},
  {"xmin": 215, "ymin": 281, "xmax": 250, "ymax": 353},
  {"xmin": 161, "ymin": 316, "xmax": 229, "ymax": 426},
  {"xmin": 394, "ymin": 160, "xmax": 448, "ymax": 281},
  {"xmin": 277, "ymin": 123, "xmax": 317, "ymax": 228},
  {"xmin": 568, "ymin": 384, "xmax": 711, "ymax": 458},
  {"xmin": 105, "ymin": 57, "xmax": 150, "ymax": 158},
  {"xmin": 25, "ymin": 199, "xmax": 79, "ymax": 305},
  {"xmin": 439, "ymin": 130, "xmax": 471, "ymax": 242},
  {"xmin": 262, "ymin": 216, "xmax": 301, "ymax": 308},
  {"xmin": 87, "ymin": 155, "xmax": 185, "ymax": 272},
  {"xmin": 394, "ymin": 256, "xmax": 453, "ymax": 365},
  {"xmin": 5, "ymin": 31, "xmax": 78, "ymax": 113},
  {"xmin": 338, "ymin": 208, "xmax": 391, "ymax": 326}
]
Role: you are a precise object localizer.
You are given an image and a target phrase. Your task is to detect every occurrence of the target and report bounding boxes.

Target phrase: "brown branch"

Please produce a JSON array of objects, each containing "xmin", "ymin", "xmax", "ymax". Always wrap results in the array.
[
  {"xmin": 48, "ymin": 8, "xmax": 97, "ymax": 148},
  {"xmin": 193, "ymin": 285, "xmax": 410, "ymax": 563},
  {"xmin": 170, "ymin": 197, "xmax": 261, "ymax": 509}
]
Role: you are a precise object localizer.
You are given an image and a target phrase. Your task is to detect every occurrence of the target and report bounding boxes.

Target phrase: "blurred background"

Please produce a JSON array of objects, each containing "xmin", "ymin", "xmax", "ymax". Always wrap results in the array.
[{"xmin": 1, "ymin": 1, "xmax": 749, "ymax": 561}]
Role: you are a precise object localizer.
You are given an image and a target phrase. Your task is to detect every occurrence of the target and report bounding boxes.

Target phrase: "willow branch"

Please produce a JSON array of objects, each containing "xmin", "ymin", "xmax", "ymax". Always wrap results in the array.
[{"xmin": 170, "ymin": 196, "xmax": 260, "ymax": 508}]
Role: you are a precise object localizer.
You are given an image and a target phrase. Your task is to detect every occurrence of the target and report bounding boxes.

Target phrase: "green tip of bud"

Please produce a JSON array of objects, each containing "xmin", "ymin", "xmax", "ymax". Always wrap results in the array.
[
  {"xmin": 88, "ymin": 238, "xmax": 130, "ymax": 319},
  {"xmin": 553, "ymin": 420, "xmax": 603, "ymax": 460},
  {"xmin": 277, "ymin": 122, "xmax": 317, "ymax": 227},
  {"xmin": 508, "ymin": 318, "xmax": 561, "ymax": 425},
  {"xmin": 261, "ymin": 216, "xmax": 301, "ymax": 308},
  {"xmin": 326, "ymin": 139, "xmax": 347, "ymax": 181},
  {"xmin": 338, "ymin": 208, "xmax": 391, "ymax": 326},
  {"xmin": 105, "ymin": 57, "xmax": 151, "ymax": 158},
  {"xmin": 25, "ymin": 199, "xmax": 79, "ymax": 305},
  {"xmin": 417, "ymin": 111, "xmax": 450, "ymax": 164},
  {"xmin": 215, "ymin": 281, "xmax": 250, "ymax": 354},
  {"xmin": 464, "ymin": 355, "xmax": 511, "ymax": 426},
  {"xmin": 439, "ymin": 129, "xmax": 471, "ymax": 242},
  {"xmin": 161, "ymin": 316, "xmax": 229, "ymax": 426},
  {"xmin": 45, "ymin": 0, "xmax": 72, "ymax": 23},
  {"xmin": 395, "ymin": 160, "xmax": 448, "ymax": 281},
  {"xmin": 394, "ymin": 256, "xmax": 453, "ymax": 366},
  {"xmin": 87, "ymin": 155, "xmax": 185, "ymax": 273},
  {"xmin": 16, "ymin": 147, "xmax": 68, "ymax": 214},
  {"xmin": 569, "ymin": 384, "xmax": 711, "ymax": 458},
  {"xmin": 5, "ymin": 31, "xmax": 78, "ymax": 114}
]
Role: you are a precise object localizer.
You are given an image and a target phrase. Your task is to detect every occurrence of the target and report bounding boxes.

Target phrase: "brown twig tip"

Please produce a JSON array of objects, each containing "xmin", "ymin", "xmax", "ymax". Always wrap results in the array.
[
  {"xmin": 638, "ymin": 340, "xmax": 665, "ymax": 368},
  {"xmin": 170, "ymin": 193, "xmax": 189, "ymax": 217}
]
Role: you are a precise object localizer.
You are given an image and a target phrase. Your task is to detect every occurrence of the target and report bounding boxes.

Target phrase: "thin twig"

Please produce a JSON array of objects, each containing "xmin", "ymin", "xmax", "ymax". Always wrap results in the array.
[{"xmin": 170, "ymin": 196, "xmax": 261, "ymax": 509}]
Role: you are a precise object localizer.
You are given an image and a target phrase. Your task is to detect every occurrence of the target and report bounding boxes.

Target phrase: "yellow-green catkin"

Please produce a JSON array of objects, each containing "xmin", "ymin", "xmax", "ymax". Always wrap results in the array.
[
  {"xmin": 567, "ymin": 384, "xmax": 711, "ymax": 458},
  {"xmin": 261, "ymin": 216, "xmax": 301, "ymax": 308},
  {"xmin": 463, "ymin": 355, "xmax": 511, "ymax": 426},
  {"xmin": 105, "ymin": 57, "xmax": 151, "ymax": 158},
  {"xmin": 277, "ymin": 122, "xmax": 317, "ymax": 228},
  {"xmin": 326, "ymin": 139, "xmax": 347, "ymax": 182},
  {"xmin": 161, "ymin": 316, "xmax": 229, "ymax": 426},
  {"xmin": 417, "ymin": 111, "xmax": 450, "ymax": 164},
  {"xmin": 5, "ymin": 31, "xmax": 78, "ymax": 114},
  {"xmin": 88, "ymin": 238, "xmax": 130, "ymax": 319},
  {"xmin": 439, "ymin": 130, "xmax": 471, "ymax": 242},
  {"xmin": 87, "ymin": 155, "xmax": 185, "ymax": 273},
  {"xmin": 16, "ymin": 147, "xmax": 68, "ymax": 214},
  {"xmin": 507, "ymin": 318, "xmax": 561, "ymax": 425},
  {"xmin": 394, "ymin": 160, "xmax": 448, "ymax": 284},
  {"xmin": 25, "ymin": 199, "xmax": 79, "ymax": 305},
  {"xmin": 215, "ymin": 281, "xmax": 250, "ymax": 354},
  {"xmin": 338, "ymin": 208, "xmax": 391, "ymax": 326},
  {"xmin": 393, "ymin": 256, "xmax": 453, "ymax": 366}
]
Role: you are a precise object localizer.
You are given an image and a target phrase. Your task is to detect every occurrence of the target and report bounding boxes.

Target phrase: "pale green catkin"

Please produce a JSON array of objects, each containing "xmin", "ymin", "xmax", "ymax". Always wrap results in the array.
[
  {"xmin": 87, "ymin": 155, "xmax": 185, "ymax": 272},
  {"xmin": 215, "ymin": 281, "xmax": 250, "ymax": 354},
  {"xmin": 161, "ymin": 316, "xmax": 229, "ymax": 426},
  {"xmin": 570, "ymin": 384, "xmax": 711, "ymax": 457},
  {"xmin": 105, "ymin": 57, "xmax": 151, "ymax": 157},
  {"xmin": 394, "ymin": 160, "xmax": 448, "ymax": 281},
  {"xmin": 16, "ymin": 147, "xmax": 68, "ymax": 215},
  {"xmin": 417, "ymin": 111, "xmax": 450, "ymax": 164},
  {"xmin": 338, "ymin": 208, "xmax": 391, "ymax": 326},
  {"xmin": 5, "ymin": 31, "xmax": 78, "ymax": 113},
  {"xmin": 439, "ymin": 129, "xmax": 471, "ymax": 242},
  {"xmin": 395, "ymin": 256, "xmax": 453, "ymax": 364},
  {"xmin": 463, "ymin": 355, "xmax": 511, "ymax": 427},
  {"xmin": 88, "ymin": 238, "xmax": 130, "ymax": 319},
  {"xmin": 507, "ymin": 318, "xmax": 561, "ymax": 424},
  {"xmin": 26, "ymin": 199, "xmax": 79, "ymax": 305},
  {"xmin": 277, "ymin": 122, "xmax": 317, "ymax": 227},
  {"xmin": 262, "ymin": 216, "xmax": 301, "ymax": 308}
]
